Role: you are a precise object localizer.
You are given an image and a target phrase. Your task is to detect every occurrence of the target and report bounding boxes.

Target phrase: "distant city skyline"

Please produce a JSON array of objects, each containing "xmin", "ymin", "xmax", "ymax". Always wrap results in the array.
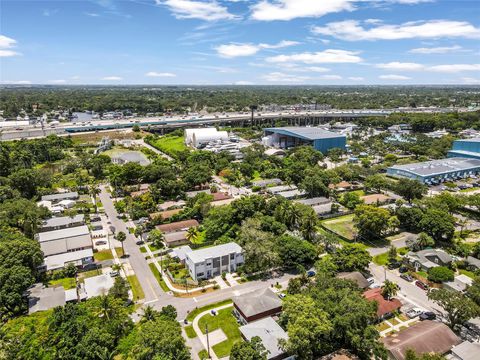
[{"xmin": 1, "ymin": 0, "xmax": 479, "ymax": 85}]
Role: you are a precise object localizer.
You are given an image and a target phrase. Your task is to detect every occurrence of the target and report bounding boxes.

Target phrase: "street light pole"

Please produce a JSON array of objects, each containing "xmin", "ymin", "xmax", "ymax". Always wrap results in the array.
[{"xmin": 205, "ymin": 324, "xmax": 211, "ymax": 359}]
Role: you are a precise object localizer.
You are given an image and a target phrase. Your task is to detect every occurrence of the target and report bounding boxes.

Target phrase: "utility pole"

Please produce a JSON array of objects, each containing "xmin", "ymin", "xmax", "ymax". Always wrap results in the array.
[{"xmin": 206, "ymin": 324, "xmax": 211, "ymax": 359}]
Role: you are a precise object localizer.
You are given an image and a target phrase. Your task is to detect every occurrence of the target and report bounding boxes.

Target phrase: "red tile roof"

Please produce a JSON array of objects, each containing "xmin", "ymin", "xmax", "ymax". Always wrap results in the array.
[{"xmin": 363, "ymin": 288, "xmax": 402, "ymax": 317}]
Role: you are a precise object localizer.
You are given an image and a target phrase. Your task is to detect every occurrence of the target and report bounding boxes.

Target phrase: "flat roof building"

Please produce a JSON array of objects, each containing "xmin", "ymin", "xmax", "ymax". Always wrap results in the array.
[
  {"xmin": 239, "ymin": 317, "xmax": 290, "ymax": 360},
  {"xmin": 387, "ymin": 157, "xmax": 480, "ymax": 184},
  {"xmin": 36, "ymin": 225, "xmax": 92, "ymax": 257},
  {"xmin": 263, "ymin": 127, "xmax": 346, "ymax": 154},
  {"xmin": 185, "ymin": 242, "xmax": 243, "ymax": 281},
  {"xmin": 448, "ymin": 138, "xmax": 480, "ymax": 160},
  {"xmin": 43, "ymin": 248, "xmax": 94, "ymax": 271},
  {"xmin": 40, "ymin": 214, "xmax": 85, "ymax": 232},
  {"xmin": 41, "ymin": 191, "xmax": 78, "ymax": 203}
]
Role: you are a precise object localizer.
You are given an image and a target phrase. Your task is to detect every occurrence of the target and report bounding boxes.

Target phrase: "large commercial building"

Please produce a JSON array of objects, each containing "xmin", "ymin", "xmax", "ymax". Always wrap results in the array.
[
  {"xmin": 262, "ymin": 127, "xmax": 346, "ymax": 154},
  {"xmin": 448, "ymin": 138, "xmax": 480, "ymax": 160},
  {"xmin": 185, "ymin": 128, "xmax": 228, "ymax": 148},
  {"xmin": 387, "ymin": 157, "xmax": 480, "ymax": 184}
]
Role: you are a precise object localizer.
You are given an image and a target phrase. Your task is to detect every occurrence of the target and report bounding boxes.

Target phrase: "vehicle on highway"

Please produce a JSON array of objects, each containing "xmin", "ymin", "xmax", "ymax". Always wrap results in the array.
[
  {"xmin": 419, "ymin": 312, "xmax": 436, "ymax": 321},
  {"xmin": 415, "ymin": 280, "xmax": 429, "ymax": 290},
  {"xmin": 406, "ymin": 308, "xmax": 423, "ymax": 318},
  {"xmin": 400, "ymin": 274, "xmax": 414, "ymax": 282}
]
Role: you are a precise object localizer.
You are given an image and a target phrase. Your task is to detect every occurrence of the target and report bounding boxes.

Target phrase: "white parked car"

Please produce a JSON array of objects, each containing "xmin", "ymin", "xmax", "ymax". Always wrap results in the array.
[{"xmin": 406, "ymin": 308, "xmax": 423, "ymax": 319}]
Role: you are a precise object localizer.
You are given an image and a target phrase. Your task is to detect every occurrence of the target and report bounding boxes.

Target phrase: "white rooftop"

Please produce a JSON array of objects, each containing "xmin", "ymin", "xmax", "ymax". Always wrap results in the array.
[
  {"xmin": 37, "ymin": 225, "xmax": 90, "ymax": 242},
  {"xmin": 239, "ymin": 317, "xmax": 288, "ymax": 360},
  {"xmin": 186, "ymin": 242, "xmax": 242, "ymax": 264},
  {"xmin": 43, "ymin": 248, "xmax": 93, "ymax": 271},
  {"xmin": 41, "ymin": 214, "xmax": 84, "ymax": 229},
  {"xmin": 84, "ymin": 274, "xmax": 115, "ymax": 298}
]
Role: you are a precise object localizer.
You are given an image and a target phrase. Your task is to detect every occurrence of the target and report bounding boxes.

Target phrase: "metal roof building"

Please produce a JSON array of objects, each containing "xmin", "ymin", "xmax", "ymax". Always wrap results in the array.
[
  {"xmin": 36, "ymin": 225, "xmax": 92, "ymax": 257},
  {"xmin": 40, "ymin": 214, "xmax": 85, "ymax": 232},
  {"xmin": 448, "ymin": 138, "xmax": 480, "ymax": 160},
  {"xmin": 263, "ymin": 127, "xmax": 346, "ymax": 154},
  {"xmin": 387, "ymin": 157, "xmax": 480, "ymax": 184}
]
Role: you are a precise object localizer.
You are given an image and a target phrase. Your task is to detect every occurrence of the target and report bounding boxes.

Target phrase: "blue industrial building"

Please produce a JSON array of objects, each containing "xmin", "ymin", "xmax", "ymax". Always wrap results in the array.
[
  {"xmin": 387, "ymin": 158, "xmax": 480, "ymax": 184},
  {"xmin": 263, "ymin": 127, "xmax": 346, "ymax": 154},
  {"xmin": 448, "ymin": 138, "xmax": 480, "ymax": 160}
]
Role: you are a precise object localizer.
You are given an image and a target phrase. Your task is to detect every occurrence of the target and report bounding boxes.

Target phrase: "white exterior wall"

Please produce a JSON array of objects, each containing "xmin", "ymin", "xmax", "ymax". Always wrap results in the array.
[{"xmin": 187, "ymin": 251, "xmax": 244, "ymax": 281}]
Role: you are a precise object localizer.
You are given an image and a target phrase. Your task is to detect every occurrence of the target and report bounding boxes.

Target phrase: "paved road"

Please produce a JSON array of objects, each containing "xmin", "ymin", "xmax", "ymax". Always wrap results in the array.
[
  {"xmin": 99, "ymin": 186, "xmax": 164, "ymax": 303},
  {"xmin": 369, "ymin": 263, "xmax": 443, "ymax": 314}
]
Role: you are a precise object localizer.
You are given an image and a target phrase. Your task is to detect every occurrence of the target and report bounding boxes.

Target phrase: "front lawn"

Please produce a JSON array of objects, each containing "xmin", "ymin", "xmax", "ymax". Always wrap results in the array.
[
  {"xmin": 322, "ymin": 214, "xmax": 356, "ymax": 240},
  {"xmin": 148, "ymin": 263, "xmax": 170, "ymax": 292},
  {"xmin": 77, "ymin": 268, "xmax": 102, "ymax": 282},
  {"xmin": 373, "ymin": 252, "xmax": 389, "ymax": 266},
  {"xmin": 198, "ymin": 307, "xmax": 242, "ymax": 358},
  {"xmin": 186, "ymin": 299, "xmax": 233, "ymax": 322},
  {"xmin": 115, "ymin": 247, "xmax": 125, "ymax": 258},
  {"xmin": 127, "ymin": 275, "xmax": 145, "ymax": 301},
  {"xmin": 184, "ymin": 325, "xmax": 197, "ymax": 338},
  {"xmin": 93, "ymin": 249, "xmax": 114, "ymax": 261},
  {"xmin": 49, "ymin": 277, "xmax": 76, "ymax": 290}
]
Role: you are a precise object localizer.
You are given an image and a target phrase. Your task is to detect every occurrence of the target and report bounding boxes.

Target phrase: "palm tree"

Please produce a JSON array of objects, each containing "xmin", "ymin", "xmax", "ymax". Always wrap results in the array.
[
  {"xmin": 185, "ymin": 227, "xmax": 199, "ymax": 243},
  {"xmin": 381, "ymin": 280, "xmax": 400, "ymax": 300},
  {"xmin": 96, "ymin": 295, "xmax": 113, "ymax": 319},
  {"xmin": 141, "ymin": 305, "xmax": 158, "ymax": 323},
  {"xmin": 116, "ymin": 231, "xmax": 127, "ymax": 257},
  {"xmin": 89, "ymin": 184, "xmax": 101, "ymax": 213},
  {"xmin": 149, "ymin": 229, "xmax": 165, "ymax": 250},
  {"xmin": 301, "ymin": 214, "xmax": 318, "ymax": 242}
]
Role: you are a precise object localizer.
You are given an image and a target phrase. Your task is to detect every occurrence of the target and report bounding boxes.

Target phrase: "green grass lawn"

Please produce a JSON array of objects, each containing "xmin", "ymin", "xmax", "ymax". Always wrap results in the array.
[
  {"xmin": 198, "ymin": 350, "xmax": 209, "ymax": 360},
  {"xmin": 149, "ymin": 135, "xmax": 187, "ymax": 158},
  {"xmin": 77, "ymin": 268, "xmax": 102, "ymax": 282},
  {"xmin": 375, "ymin": 321, "xmax": 390, "ymax": 332},
  {"xmin": 127, "ymin": 275, "xmax": 145, "ymax": 301},
  {"xmin": 198, "ymin": 307, "xmax": 242, "ymax": 358},
  {"xmin": 186, "ymin": 299, "xmax": 233, "ymax": 322},
  {"xmin": 49, "ymin": 277, "xmax": 76, "ymax": 290},
  {"xmin": 148, "ymin": 263, "xmax": 170, "ymax": 292},
  {"xmin": 115, "ymin": 247, "xmax": 125, "ymax": 258},
  {"xmin": 184, "ymin": 325, "xmax": 197, "ymax": 338},
  {"xmin": 373, "ymin": 252, "xmax": 390, "ymax": 266},
  {"xmin": 93, "ymin": 249, "xmax": 114, "ymax": 261},
  {"xmin": 322, "ymin": 214, "xmax": 356, "ymax": 240}
]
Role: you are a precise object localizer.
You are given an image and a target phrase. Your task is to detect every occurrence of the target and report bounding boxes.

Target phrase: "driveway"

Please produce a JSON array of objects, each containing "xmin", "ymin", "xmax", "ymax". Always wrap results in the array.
[{"xmin": 99, "ymin": 185, "xmax": 164, "ymax": 303}]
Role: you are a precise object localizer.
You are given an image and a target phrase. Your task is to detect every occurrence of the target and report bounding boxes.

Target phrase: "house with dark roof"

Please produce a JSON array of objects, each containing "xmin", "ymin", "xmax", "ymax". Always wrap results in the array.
[
  {"xmin": 381, "ymin": 321, "xmax": 460, "ymax": 360},
  {"xmin": 466, "ymin": 256, "xmax": 480, "ymax": 271},
  {"xmin": 233, "ymin": 288, "xmax": 282, "ymax": 324},
  {"xmin": 156, "ymin": 219, "xmax": 199, "ymax": 234},
  {"xmin": 363, "ymin": 288, "xmax": 402, "ymax": 319},
  {"xmin": 336, "ymin": 271, "xmax": 370, "ymax": 289},
  {"xmin": 405, "ymin": 249, "xmax": 453, "ymax": 271}
]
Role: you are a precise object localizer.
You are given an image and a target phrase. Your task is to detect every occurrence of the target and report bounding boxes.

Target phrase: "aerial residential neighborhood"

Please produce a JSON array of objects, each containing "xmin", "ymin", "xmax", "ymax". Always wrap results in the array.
[{"xmin": 2, "ymin": 0, "xmax": 480, "ymax": 359}]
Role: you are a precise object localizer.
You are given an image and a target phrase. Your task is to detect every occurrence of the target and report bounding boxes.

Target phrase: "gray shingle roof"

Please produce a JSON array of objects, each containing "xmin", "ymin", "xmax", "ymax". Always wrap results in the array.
[
  {"xmin": 41, "ymin": 214, "xmax": 84, "ymax": 229},
  {"xmin": 37, "ymin": 225, "xmax": 90, "ymax": 242},
  {"xmin": 233, "ymin": 288, "xmax": 282, "ymax": 318}
]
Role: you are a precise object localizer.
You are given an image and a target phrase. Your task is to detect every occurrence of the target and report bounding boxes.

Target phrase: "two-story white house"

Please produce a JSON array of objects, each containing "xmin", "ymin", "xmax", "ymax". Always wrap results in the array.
[{"xmin": 185, "ymin": 242, "xmax": 244, "ymax": 281}]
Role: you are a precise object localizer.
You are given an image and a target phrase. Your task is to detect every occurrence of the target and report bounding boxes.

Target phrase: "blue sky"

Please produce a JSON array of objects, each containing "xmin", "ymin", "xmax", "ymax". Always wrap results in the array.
[{"xmin": 1, "ymin": 0, "xmax": 479, "ymax": 85}]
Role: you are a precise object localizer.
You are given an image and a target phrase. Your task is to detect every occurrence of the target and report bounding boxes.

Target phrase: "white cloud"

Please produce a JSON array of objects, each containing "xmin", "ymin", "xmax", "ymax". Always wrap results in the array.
[
  {"xmin": 462, "ymin": 77, "xmax": 480, "ymax": 85},
  {"xmin": 1, "ymin": 80, "xmax": 32, "ymax": 84},
  {"xmin": 85, "ymin": 12, "xmax": 100, "ymax": 17},
  {"xmin": 250, "ymin": 0, "xmax": 355, "ymax": 21},
  {"xmin": 101, "ymin": 76, "xmax": 123, "ymax": 81},
  {"xmin": 0, "ymin": 35, "xmax": 20, "ymax": 57},
  {"xmin": 262, "ymin": 72, "xmax": 310, "ymax": 82},
  {"xmin": 409, "ymin": 45, "xmax": 463, "ymax": 54},
  {"xmin": 428, "ymin": 64, "xmax": 480, "ymax": 73},
  {"xmin": 312, "ymin": 20, "xmax": 480, "ymax": 41},
  {"xmin": 379, "ymin": 74, "xmax": 411, "ymax": 80},
  {"xmin": 145, "ymin": 71, "xmax": 176, "ymax": 77},
  {"xmin": 322, "ymin": 75, "xmax": 342, "ymax": 80},
  {"xmin": 48, "ymin": 79, "xmax": 67, "ymax": 84},
  {"xmin": 376, "ymin": 62, "xmax": 424, "ymax": 71},
  {"xmin": 348, "ymin": 76, "xmax": 364, "ymax": 81},
  {"xmin": 159, "ymin": 0, "xmax": 239, "ymax": 21},
  {"xmin": 215, "ymin": 40, "xmax": 298, "ymax": 58},
  {"xmin": 266, "ymin": 49, "xmax": 362, "ymax": 64},
  {"xmin": 234, "ymin": 81, "xmax": 254, "ymax": 85}
]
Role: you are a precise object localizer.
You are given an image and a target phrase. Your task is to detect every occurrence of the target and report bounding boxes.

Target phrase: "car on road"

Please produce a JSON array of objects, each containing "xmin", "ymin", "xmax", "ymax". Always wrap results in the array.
[
  {"xmin": 278, "ymin": 293, "xmax": 286, "ymax": 299},
  {"xmin": 415, "ymin": 280, "xmax": 429, "ymax": 290},
  {"xmin": 388, "ymin": 261, "xmax": 401, "ymax": 270},
  {"xmin": 400, "ymin": 274, "xmax": 414, "ymax": 282},
  {"xmin": 367, "ymin": 277, "xmax": 375, "ymax": 285},
  {"xmin": 406, "ymin": 308, "xmax": 423, "ymax": 319},
  {"xmin": 95, "ymin": 240, "xmax": 107, "ymax": 246},
  {"xmin": 419, "ymin": 312, "xmax": 436, "ymax": 321},
  {"xmin": 135, "ymin": 240, "xmax": 144, "ymax": 245}
]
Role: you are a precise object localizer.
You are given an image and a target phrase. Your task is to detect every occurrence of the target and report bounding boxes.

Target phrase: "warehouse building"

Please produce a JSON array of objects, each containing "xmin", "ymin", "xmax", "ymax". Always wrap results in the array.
[
  {"xmin": 448, "ymin": 138, "xmax": 480, "ymax": 160},
  {"xmin": 262, "ymin": 127, "xmax": 346, "ymax": 154},
  {"xmin": 184, "ymin": 128, "xmax": 228, "ymax": 148},
  {"xmin": 387, "ymin": 157, "xmax": 480, "ymax": 185}
]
